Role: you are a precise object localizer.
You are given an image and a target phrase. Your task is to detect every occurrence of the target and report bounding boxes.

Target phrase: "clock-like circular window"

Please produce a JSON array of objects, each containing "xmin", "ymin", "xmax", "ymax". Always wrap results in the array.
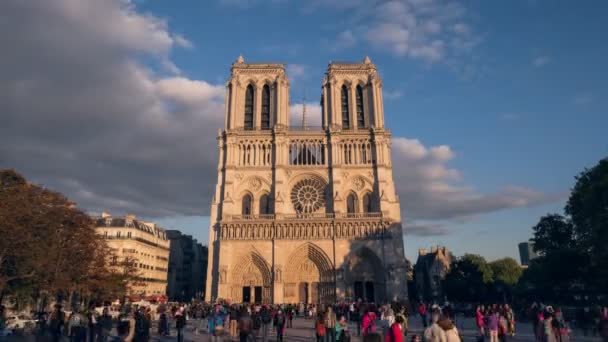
[{"xmin": 291, "ymin": 178, "xmax": 326, "ymax": 213}]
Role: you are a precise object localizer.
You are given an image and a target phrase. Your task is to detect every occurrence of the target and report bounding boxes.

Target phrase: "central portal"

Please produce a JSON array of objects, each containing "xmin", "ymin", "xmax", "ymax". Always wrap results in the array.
[{"xmin": 242, "ymin": 286, "xmax": 251, "ymax": 303}]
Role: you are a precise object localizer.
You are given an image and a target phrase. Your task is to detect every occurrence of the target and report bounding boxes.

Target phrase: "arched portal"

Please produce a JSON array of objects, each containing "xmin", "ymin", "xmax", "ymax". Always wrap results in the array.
[
  {"xmin": 344, "ymin": 247, "xmax": 386, "ymax": 302},
  {"xmin": 284, "ymin": 243, "xmax": 334, "ymax": 304},
  {"xmin": 230, "ymin": 250, "xmax": 272, "ymax": 303}
]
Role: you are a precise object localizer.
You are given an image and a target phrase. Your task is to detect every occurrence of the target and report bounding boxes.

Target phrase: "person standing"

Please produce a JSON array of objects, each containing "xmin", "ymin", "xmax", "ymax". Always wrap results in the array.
[
  {"xmin": 49, "ymin": 304, "xmax": 66, "ymax": 342},
  {"xmin": 324, "ymin": 306, "xmax": 337, "ymax": 342},
  {"xmin": 362, "ymin": 309, "xmax": 377, "ymax": 337},
  {"xmin": 175, "ymin": 308, "xmax": 186, "ymax": 342},
  {"xmin": 315, "ymin": 313, "xmax": 327, "ymax": 342},
  {"xmin": 419, "ymin": 303, "xmax": 428, "ymax": 328},
  {"xmin": 68, "ymin": 309, "xmax": 88, "ymax": 342},
  {"xmin": 274, "ymin": 309, "xmax": 286, "ymax": 342}
]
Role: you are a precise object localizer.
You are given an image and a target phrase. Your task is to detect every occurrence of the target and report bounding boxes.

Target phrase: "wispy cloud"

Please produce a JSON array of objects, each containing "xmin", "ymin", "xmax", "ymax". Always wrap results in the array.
[
  {"xmin": 404, "ymin": 222, "xmax": 451, "ymax": 237},
  {"xmin": 286, "ymin": 64, "xmax": 307, "ymax": 80},
  {"xmin": 332, "ymin": 30, "xmax": 357, "ymax": 51},
  {"xmin": 574, "ymin": 93, "xmax": 593, "ymax": 105},
  {"xmin": 321, "ymin": 0, "xmax": 480, "ymax": 63},
  {"xmin": 533, "ymin": 55, "xmax": 550, "ymax": 67},
  {"xmin": 384, "ymin": 90, "xmax": 403, "ymax": 100}
]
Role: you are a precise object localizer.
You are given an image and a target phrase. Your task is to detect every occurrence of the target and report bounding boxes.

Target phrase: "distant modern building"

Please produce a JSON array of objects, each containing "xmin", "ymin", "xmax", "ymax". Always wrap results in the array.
[
  {"xmin": 94, "ymin": 212, "xmax": 170, "ymax": 298},
  {"xmin": 414, "ymin": 246, "xmax": 452, "ymax": 302},
  {"xmin": 167, "ymin": 230, "xmax": 208, "ymax": 301},
  {"xmin": 518, "ymin": 241, "xmax": 538, "ymax": 266}
]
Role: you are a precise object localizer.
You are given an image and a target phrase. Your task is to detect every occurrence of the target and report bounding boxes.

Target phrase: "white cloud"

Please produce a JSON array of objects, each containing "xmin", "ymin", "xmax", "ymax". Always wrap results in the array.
[
  {"xmin": 333, "ymin": 30, "xmax": 357, "ymax": 50},
  {"xmin": 289, "ymin": 103, "xmax": 322, "ymax": 127},
  {"xmin": 384, "ymin": 90, "xmax": 403, "ymax": 100},
  {"xmin": 533, "ymin": 55, "xmax": 550, "ymax": 67},
  {"xmin": 173, "ymin": 34, "xmax": 194, "ymax": 49},
  {"xmin": 286, "ymin": 64, "xmax": 307, "ymax": 80},
  {"xmin": 391, "ymin": 137, "xmax": 562, "ymax": 222},
  {"xmin": 358, "ymin": 0, "xmax": 478, "ymax": 62},
  {"xmin": 0, "ymin": 0, "xmax": 225, "ymax": 218}
]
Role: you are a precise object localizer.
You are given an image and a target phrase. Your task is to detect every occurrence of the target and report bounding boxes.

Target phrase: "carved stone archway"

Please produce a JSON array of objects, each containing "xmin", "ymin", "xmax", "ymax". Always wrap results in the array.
[
  {"xmin": 230, "ymin": 250, "xmax": 272, "ymax": 303},
  {"xmin": 343, "ymin": 247, "xmax": 386, "ymax": 302},
  {"xmin": 284, "ymin": 243, "xmax": 334, "ymax": 304}
]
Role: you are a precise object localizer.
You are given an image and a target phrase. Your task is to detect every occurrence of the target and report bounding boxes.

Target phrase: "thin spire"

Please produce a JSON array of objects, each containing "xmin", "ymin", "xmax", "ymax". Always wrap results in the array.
[{"xmin": 301, "ymin": 92, "xmax": 308, "ymax": 129}]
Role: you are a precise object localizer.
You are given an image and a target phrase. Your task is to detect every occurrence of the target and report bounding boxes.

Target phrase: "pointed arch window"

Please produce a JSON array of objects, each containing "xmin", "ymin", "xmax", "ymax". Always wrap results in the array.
[
  {"xmin": 259, "ymin": 194, "xmax": 272, "ymax": 214},
  {"xmin": 347, "ymin": 193, "xmax": 358, "ymax": 213},
  {"xmin": 242, "ymin": 194, "xmax": 252, "ymax": 215},
  {"xmin": 341, "ymin": 85, "xmax": 350, "ymax": 129},
  {"xmin": 363, "ymin": 192, "xmax": 373, "ymax": 213},
  {"xmin": 356, "ymin": 85, "xmax": 365, "ymax": 128},
  {"xmin": 261, "ymin": 84, "xmax": 271, "ymax": 129},
  {"xmin": 244, "ymin": 85, "xmax": 254, "ymax": 130}
]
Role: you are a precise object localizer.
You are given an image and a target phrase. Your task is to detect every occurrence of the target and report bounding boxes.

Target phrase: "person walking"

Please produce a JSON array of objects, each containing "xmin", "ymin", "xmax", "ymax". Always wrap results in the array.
[
  {"xmin": 97, "ymin": 307, "xmax": 113, "ymax": 342},
  {"xmin": 49, "ymin": 304, "xmax": 66, "ymax": 342},
  {"xmin": 362, "ymin": 309, "xmax": 377, "ymax": 337},
  {"xmin": 274, "ymin": 309, "xmax": 286, "ymax": 342},
  {"xmin": 336, "ymin": 316, "xmax": 350, "ymax": 342},
  {"xmin": 208, "ymin": 305, "xmax": 226, "ymax": 342},
  {"xmin": 260, "ymin": 305, "xmax": 272, "ymax": 342},
  {"xmin": 315, "ymin": 312, "xmax": 327, "ymax": 342},
  {"xmin": 238, "ymin": 307, "xmax": 253, "ymax": 342},
  {"xmin": 133, "ymin": 309, "xmax": 151, "ymax": 342},
  {"xmin": 487, "ymin": 309, "xmax": 499, "ymax": 342},
  {"xmin": 386, "ymin": 315, "xmax": 405, "ymax": 342}
]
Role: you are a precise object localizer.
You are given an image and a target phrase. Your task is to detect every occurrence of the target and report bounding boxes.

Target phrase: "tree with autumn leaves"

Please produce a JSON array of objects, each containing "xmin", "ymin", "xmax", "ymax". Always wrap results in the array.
[{"xmin": 0, "ymin": 169, "xmax": 137, "ymax": 308}]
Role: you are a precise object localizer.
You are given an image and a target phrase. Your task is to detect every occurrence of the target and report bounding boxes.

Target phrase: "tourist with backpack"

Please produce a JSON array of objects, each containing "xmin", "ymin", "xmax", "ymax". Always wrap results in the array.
[
  {"xmin": 238, "ymin": 307, "xmax": 253, "ymax": 342},
  {"xmin": 252, "ymin": 306, "xmax": 262, "ymax": 339},
  {"xmin": 274, "ymin": 309, "xmax": 286, "ymax": 342}
]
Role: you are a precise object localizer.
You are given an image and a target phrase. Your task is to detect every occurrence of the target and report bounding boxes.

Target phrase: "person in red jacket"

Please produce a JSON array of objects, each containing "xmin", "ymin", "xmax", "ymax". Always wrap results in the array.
[
  {"xmin": 385, "ymin": 315, "xmax": 405, "ymax": 342},
  {"xmin": 418, "ymin": 303, "xmax": 427, "ymax": 328}
]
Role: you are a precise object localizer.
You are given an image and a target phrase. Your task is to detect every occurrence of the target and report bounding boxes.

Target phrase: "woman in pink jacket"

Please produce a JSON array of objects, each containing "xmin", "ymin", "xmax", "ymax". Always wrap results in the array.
[
  {"xmin": 361, "ymin": 310, "xmax": 377, "ymax": 336},
  {"xmin": 476, "ymin": 305, "xmax": 485, "ymax": 337}
]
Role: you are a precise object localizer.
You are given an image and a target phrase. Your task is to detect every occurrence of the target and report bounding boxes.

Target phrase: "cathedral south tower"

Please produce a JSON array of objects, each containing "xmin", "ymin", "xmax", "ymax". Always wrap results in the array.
[{"xmin": 206, "ymin": 56, "xmax": 408, "ymax": 303}]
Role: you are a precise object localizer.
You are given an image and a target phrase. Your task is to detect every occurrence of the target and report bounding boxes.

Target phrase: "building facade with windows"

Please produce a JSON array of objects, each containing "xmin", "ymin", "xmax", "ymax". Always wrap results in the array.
[
  {"xmin": 414, "ymin": 246, "xmax": 452, "ymax": 302},
  {"xmin": 94, "ymin": 212, "xmax": 170, "ymax": 297},
  {"xmin": 206, "ymin": 56, "xmax": 408, "ymax": 304},
  {"xmin": 167, "ymin": 230, "xmax": 208, "ymax": 301},
  {"xmin": 518, "ymin": 240, "xmax": 538, "ymax": 266}
]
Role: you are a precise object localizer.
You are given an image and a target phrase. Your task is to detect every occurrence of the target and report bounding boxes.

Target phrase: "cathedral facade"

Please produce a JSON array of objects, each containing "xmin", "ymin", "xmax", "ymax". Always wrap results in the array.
[{"xmin": 205, "ymin": 56, "xmax": 408, "ymax": 304}]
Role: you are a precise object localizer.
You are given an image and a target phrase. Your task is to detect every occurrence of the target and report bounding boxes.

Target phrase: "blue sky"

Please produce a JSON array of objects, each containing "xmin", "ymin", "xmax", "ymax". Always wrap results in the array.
[
  {"xmin": 2, "ymin": 0, "xmax": 606, "ymax": 263},
  {"xmin": 149, "ymin": 0, "xmax": 607, "ymax": 261}
]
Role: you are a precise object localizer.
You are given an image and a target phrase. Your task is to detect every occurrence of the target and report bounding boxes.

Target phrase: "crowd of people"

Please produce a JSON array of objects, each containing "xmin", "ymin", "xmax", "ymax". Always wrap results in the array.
[{"xmin": 2, "ymin": 300, "xmax": 608, "ymax": 341}]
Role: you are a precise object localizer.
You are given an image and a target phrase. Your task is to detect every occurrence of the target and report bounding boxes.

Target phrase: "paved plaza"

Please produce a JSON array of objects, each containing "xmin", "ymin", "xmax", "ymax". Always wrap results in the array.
[{"xmin": 147, "ymin": 315, "xmax": 603, "ymax": 342}]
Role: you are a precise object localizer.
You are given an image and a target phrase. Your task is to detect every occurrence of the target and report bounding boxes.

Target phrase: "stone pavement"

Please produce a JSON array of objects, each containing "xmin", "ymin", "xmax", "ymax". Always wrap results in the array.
[{"xmin": 149, "ymin": 315, "xmax": 603, "ymax": 342}]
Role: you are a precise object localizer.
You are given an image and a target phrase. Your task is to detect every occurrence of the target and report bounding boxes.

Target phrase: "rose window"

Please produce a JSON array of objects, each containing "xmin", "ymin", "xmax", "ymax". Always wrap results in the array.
[{"xmin": 291, "ymin": 178, "xmax": 326, "ymax": 213}]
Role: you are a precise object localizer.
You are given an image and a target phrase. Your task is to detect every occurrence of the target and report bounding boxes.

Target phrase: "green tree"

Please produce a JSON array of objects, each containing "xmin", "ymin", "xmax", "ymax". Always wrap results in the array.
[
  {"xmin": 0, "ymin": 169, "xmax": 133, "ymax": 307},
  {"xmin": 565, "ymin": 157, "xmax": 608, "ymax": 289},
  {"xmin": 531, "ymin": 214, "xmax": 575, "ymax": 255},
  {"xmin": 443, "ymin": 254, "xmax": 492, "ymax": 302},
  {"xmin": 489, "ymin": 257, "xmax": 523, "ymax": 286}
]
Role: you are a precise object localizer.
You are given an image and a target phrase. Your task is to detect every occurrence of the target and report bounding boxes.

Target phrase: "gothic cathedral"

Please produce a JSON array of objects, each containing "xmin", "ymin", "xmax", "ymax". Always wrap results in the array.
[{"xmin": 206, "ymin": 56, "xmax": 408, "ymax": 304}]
